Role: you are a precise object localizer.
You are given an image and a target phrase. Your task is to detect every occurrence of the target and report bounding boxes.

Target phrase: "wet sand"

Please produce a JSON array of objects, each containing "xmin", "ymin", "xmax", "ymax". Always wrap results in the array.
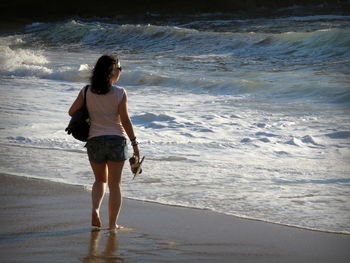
[{"xmin": 0, "ymin": 173, "xmax": 349, "ymax": 262}]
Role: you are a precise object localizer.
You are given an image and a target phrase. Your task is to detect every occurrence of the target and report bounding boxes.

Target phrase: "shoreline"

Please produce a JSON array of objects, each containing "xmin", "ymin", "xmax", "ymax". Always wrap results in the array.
[
  {"xmin": 3, "ymin": 172, "xmax": 348, "ymax": 235},
  {"xmin": 1, "ymin": 173, "xmax": 350, "ymax": 262},
  {"xmin": 131, "ymin": 198, "xmax": 350, "ymax": 236}
]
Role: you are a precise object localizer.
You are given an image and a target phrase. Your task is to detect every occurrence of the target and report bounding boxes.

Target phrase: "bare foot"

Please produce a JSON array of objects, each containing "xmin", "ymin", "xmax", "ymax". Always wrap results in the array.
[{"xmin": 92, "ymin": 211, "xmax": 102, "ymax": 228}]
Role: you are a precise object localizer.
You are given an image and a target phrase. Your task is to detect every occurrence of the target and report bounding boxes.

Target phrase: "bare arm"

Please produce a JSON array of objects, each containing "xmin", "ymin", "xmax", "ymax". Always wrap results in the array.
[
  {"xmin": 118, "ymin": 93, "xmax": 139, "ymax": 158},
  {"xmin": 68, "ymin": 90, "xmax": 84, "ymax": 116}
]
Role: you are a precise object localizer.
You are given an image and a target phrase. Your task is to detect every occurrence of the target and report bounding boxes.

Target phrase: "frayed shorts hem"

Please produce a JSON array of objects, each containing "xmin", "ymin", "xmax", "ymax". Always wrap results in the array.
[{"xmin": 85, "ymin": 135, "xmax": 128, "ymax": 163}]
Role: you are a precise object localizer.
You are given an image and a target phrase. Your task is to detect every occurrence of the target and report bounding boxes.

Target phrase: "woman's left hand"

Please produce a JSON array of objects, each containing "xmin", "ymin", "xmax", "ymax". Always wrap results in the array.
[{"xmin": 133, "ymin": 144, "xmax": 140, "ymax": 160}]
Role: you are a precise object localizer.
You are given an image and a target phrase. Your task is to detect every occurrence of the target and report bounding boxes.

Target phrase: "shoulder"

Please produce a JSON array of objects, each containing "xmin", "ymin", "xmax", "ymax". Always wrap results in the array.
[
  {"xmin": 112, "ymin": 85, "xmax": 126, "ymax": 93},
  {"xmin": 112, "ymin": 85, "xmax": 127, "ymax": 104},
  {"xmin": 112, "ymin": 85, "xmax": 127, "ymax": 97}
]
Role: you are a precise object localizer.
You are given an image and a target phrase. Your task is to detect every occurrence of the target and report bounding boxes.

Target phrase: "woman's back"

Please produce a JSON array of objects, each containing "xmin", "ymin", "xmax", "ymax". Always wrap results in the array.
[{"xmin": 86, "ymin": 85, "xmax": 126, "ymax": 139}]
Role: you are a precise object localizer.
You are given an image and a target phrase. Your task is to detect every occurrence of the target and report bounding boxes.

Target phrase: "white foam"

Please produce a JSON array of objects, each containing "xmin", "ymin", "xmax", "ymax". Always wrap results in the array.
[
  {"xmin": 0, "ymin": 46, "xmax": 93, "ymax": 81},
  {"xmin": 0, "ymin": 45, "xmax": 52, "ymax": 78}
]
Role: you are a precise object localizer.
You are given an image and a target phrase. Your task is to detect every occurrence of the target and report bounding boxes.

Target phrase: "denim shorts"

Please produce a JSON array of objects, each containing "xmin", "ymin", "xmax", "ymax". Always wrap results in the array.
[{"xmin": 85, "ymin": 135, "xmax": 128, "ymax": 163}]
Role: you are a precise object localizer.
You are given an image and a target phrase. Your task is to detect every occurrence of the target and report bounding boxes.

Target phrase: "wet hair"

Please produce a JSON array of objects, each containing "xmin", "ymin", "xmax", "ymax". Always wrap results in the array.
[{"xmin": 90, "ymin": 55, "xmax": 119, "ymax": 94}]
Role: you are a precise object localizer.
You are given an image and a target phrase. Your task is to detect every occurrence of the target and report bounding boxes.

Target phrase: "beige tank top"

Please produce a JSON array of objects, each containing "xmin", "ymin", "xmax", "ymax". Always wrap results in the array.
[{"xmin": 83, "ymin": 85, "xmax": 126, "ymax": 139}]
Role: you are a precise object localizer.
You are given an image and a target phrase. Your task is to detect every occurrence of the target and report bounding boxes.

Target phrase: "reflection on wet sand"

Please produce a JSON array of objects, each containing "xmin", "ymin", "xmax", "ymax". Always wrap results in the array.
[{"xmin": 83, "ymin": 229, "xmax": 123, "ymax": 263}]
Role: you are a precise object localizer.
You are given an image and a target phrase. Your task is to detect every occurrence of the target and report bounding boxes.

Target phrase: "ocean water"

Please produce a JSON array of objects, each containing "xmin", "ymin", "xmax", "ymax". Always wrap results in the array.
[{"xmin": 0, "ymin": 13, "xmax": 350, "ymax": 233}]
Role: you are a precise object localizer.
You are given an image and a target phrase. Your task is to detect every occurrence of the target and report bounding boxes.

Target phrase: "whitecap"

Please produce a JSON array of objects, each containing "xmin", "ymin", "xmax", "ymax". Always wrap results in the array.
[
  {"xmin": 284, "ymin": 137, "xmax": 301, "ymax": 146},
  {"xmin": 0, "ymin": 46, "xmax": 52, "ymax": 77},
  {"xmin": 301, "ymin": 135, "xmax": 323, "ymax": 146}
]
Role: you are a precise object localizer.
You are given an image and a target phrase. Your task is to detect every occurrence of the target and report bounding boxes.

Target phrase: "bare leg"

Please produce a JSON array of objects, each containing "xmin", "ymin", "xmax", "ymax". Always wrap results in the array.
[
  {"xmin": 107, "ymin": 160, "xmax": 125, "ymax": 230},
  {"xmin": 90, "ymin": 161, "xmax": 108, "ymax": 228}
]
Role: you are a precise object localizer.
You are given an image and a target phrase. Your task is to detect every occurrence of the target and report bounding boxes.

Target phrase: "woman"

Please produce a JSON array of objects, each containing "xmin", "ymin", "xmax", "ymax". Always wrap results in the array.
[{"xmin": 68, "ymin": 55, "xmax": 139, "ymax": 230}]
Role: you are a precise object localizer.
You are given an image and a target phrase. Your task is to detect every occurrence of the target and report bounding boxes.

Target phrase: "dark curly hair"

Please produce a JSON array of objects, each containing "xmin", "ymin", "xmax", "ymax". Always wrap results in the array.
[{"xmin": 90, "ymin": 55, "xmax": 119, "ymax": 94}]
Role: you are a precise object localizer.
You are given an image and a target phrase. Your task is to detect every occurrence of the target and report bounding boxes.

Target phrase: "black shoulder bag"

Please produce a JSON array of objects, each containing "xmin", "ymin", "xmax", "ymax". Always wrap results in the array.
[{"xmin": 65, "ymin": 85, "xmax": 90, "ymax": 142}]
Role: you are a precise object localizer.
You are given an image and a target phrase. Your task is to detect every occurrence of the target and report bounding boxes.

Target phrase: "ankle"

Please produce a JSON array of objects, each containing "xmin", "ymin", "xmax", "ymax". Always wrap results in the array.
[
  {"xmin": 109, "ymin": 224, "xmax": 123, "ymax": 230},
  {"xmin": 92, "ymin": 211, "xmax": 102, "ymax": 228}
]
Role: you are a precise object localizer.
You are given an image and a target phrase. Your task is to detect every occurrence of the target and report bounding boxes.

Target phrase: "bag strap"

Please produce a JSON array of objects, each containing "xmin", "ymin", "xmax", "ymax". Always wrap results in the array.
[{"xmin": 83, "ymin": 85, "xmax": 89, "ymax": 106}]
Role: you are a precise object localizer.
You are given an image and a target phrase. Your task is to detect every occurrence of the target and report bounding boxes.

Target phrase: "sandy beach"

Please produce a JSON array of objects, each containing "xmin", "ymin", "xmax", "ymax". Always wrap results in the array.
[{"xmin": 0, "ymin": 173, "xmax": 349, "ymax": 263}]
